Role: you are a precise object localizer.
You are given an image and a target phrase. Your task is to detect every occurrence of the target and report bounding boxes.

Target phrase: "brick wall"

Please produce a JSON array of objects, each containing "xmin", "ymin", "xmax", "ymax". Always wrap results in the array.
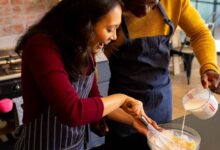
[{"xmin": 0, "ymin": 0, "xmax": 58, "ymax": 37}]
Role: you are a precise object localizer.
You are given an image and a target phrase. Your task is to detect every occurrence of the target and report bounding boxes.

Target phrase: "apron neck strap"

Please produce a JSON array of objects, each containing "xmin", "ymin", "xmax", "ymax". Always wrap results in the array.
[
  {"xmin": 89, "ymin": 53, "xmax": 95, "ymax": 72},
  {"xmin": 157, "ymin": 2, "xmax": 175, "ymax": 37},
  {"xmin": 121, "ymin": 2, "xmax": 175, "ymax": 39},
  {"xmin": 121, "ymin": 17, "xmax": 131, "ymax": 41}
]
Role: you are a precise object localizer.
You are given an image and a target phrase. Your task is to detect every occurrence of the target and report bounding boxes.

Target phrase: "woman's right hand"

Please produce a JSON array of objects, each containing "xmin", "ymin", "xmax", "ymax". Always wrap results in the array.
[
  {"xmin": 121, "ymin": 95, "xmax": 145, "ymax": 118},
  {"xmin": 101, "ymin": 94, "xmax": 145, "ymax": 118}
]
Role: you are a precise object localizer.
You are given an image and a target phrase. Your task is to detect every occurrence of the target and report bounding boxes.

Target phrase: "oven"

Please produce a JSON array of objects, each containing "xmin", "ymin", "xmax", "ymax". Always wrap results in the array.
[
  {"xmin": 0, "ymin": 35, "xmax": 22, "ymax": 98},
  {"xmin": 0, "ymin": 49, "xmax": 22, "ymax": 98},
  {"xmin": 0, "ymin": 49, "xmax": 23, "ymax": 143}
]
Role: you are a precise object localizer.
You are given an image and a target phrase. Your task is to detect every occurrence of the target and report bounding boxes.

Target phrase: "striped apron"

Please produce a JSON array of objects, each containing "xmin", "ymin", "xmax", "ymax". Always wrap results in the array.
[{"xmin": 14, "ymin": 64, "xmax": 95, "ymax": 150}]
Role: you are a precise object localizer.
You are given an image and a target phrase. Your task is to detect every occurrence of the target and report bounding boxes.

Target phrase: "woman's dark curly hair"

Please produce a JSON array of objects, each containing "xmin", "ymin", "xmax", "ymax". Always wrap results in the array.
[{"xmin": 15, "ymin": 0, "xmax": 122, "ymax": 79}]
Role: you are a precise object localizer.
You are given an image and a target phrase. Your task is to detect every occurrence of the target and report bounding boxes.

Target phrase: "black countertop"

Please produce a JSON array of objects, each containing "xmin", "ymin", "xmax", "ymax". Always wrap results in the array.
[{"xmin": 172, "ymin": 104, "xmax": 220, "ymax": 150}]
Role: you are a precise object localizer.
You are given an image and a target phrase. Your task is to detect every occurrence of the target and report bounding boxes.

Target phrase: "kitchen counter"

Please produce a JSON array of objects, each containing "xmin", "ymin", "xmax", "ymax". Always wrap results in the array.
[{"xmin": 172, "ymin": 104, "xmax": 220, "ymax": 150}]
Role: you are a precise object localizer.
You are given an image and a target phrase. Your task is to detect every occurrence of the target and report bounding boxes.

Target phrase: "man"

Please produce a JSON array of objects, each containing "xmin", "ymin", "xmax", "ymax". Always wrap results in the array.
[{"xmin": 104, "ymin": 0, "xmax": 220, "ymax": 149}]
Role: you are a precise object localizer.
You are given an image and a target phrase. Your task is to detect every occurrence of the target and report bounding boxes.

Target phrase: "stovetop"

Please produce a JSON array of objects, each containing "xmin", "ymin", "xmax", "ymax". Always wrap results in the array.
[
  {"xmin": 0, "ymin": 35, "xmax": 22, "ymax": 98},
  {"xmin": 0, "ymin": 68, "xmax": 21, "ymax": 81},
  {"xmin": 0, "ymin": 50, "xmax": 21, "ymax": 81}
]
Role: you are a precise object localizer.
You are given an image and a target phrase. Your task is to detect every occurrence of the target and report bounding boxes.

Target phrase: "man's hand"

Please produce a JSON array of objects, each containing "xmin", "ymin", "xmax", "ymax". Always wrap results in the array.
[
  {"xmin": 131, "ymin": 115, "xmax": 162, "ymax": 137},
  {"xmin": 90, "ymin": 118, "xmax": 109, "ymax": 137},
  {"xmin": 201, "ymin": 70, "xmax": 220, "ymax": 94}
]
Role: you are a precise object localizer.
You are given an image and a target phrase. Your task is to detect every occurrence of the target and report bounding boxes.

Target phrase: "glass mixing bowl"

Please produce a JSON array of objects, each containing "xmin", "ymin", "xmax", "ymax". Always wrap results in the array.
[{"xmin": 147, "ymin": 123, "xmax": 201, "ymax": 150}]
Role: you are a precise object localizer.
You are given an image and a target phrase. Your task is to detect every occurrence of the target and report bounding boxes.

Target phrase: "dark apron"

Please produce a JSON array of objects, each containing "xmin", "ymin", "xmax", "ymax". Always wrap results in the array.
[
  {"xmin": 14, "ymin": 57, "xmax": 95, "ymax": 150},
  {"xmin": 106, "ymin": 3, "xmax": 175, "ymax": 149}
]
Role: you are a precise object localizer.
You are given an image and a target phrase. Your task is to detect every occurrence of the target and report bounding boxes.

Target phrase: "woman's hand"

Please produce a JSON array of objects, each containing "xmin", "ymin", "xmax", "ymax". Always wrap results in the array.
[
  {"xmin": 101, "ymin": 94, "xmax": 145, "ymax": 117},
  {"xmin": 201, "ymin": 70, "xmax": 220, "ymax": 94},
  {"xmin": 131, "ymin": 115, "xmax": 162, "ymax": 137},
  {"xmin": 121, "ymin": 95, "xmax": 145, "ymax": 118}
]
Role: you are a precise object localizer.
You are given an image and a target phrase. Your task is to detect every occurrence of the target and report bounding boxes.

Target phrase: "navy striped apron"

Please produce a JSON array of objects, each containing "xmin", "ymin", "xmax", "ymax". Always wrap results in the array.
[
  {"xmin": 15, "ymin": 59, "xmax": 95, "ymax": 150},
  {"xmin": 106, "ymin": 3, "xmax": 175, "ymax": 149}
]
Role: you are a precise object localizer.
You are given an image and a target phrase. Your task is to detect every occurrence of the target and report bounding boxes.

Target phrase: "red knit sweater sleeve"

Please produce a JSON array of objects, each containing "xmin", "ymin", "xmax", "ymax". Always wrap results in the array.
[{"xmin": 22, "ymin": 34, "xmax": 104, "ymax": 126}]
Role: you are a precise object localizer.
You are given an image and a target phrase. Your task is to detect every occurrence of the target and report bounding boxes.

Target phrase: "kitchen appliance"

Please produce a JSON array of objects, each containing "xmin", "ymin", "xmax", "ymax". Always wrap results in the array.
[
  {"xmin": 0, "ymin": 35, "xmax": 22, "ymax": 147},
  {"xmin": 148, "ymin": 123, "xmax": 201, "ymax": 150},
  {"xmin": 140, "ymin": 116, "xmax": 180, "ymax": 149},
  {"xmin": 183, "ymin": 86, "xmax": 218, "ymax": 119},
  {"xmin": 0, "ymin": 49, "xmax": 22, "ymax": 136},
  {"xmin": 0, "ymin": 49, "xmax": 22, "ymax": 99}
]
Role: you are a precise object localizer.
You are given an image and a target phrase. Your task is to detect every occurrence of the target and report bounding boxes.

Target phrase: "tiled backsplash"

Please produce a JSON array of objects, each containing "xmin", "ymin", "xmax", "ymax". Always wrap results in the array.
[{"xmin": 0, "ymin": 0, "xmax": 58, "ymax": 37}]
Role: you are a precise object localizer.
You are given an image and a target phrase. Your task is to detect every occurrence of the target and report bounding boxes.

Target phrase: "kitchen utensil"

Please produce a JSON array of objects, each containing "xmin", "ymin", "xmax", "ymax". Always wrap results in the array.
[
  {"xmin": 182, "ymin": 86, "xmax": 218, "ymax": 119},
  {"xmin": 147, "ymin": 123, "xmax": 201, "ymax": 150},
  {"xmin": 140, "ymin": 116, "xmax": 181, "ymax": 149}
]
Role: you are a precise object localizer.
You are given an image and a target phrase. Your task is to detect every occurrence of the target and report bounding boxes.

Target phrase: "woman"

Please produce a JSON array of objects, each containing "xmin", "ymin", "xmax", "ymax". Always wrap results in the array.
[{"xmin": 14, "ymin": 0, "xmax": 158, "ymax": 149}]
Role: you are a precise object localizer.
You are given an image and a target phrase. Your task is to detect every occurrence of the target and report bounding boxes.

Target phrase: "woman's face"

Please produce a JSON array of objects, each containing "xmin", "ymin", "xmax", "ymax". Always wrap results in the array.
[
  {"xmin": 91, "ymin": 4, "xmax": 122, "ymax": 53},
  {"xmin": 125, "ymin": 0, "xmax": 159, "ymax": 17}
]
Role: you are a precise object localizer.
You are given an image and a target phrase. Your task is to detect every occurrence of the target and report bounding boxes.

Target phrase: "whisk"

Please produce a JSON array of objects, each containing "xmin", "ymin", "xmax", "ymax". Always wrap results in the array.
[{"xmin": 140, "ymin": 116, "xmax": 181, "ymax": 149}]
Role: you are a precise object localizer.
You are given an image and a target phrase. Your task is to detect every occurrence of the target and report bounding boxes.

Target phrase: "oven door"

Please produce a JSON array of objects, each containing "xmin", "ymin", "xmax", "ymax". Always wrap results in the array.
[
  {"xmin": 0, "ymin": 78, "xmax": 21, "ymax": 99},
  {"xmin": 0, "ymin": 77, "xmax": 23, "ymax": 144}
]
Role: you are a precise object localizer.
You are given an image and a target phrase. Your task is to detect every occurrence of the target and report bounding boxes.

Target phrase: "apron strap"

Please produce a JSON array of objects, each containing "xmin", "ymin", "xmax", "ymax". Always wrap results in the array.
[
  {"xmin": 121, "ymin": 17, "xmax": 131, "ymax": 43},
  {"xmin": 89, "ymin": 53, "xmax": 95, "ymax": 73},
  {"xmin": 121, "ymin": 2, "xmax": 175, "ymax": 39},
  {"xmin": 84, "ymin": 124, "xmax": 90, "ymax": 149},
  {"xmin": 157, "ymin": 2, "xmax": 175, "ymax": 37},
  {"xmin": 121, "ymin": 17, "xmax": 129, "ymax": 39}
]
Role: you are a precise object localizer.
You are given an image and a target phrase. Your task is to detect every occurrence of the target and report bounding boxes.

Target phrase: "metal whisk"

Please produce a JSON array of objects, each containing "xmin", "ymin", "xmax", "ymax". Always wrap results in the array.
[{"xmin": 140, "ymin": 116, "xmax": 181, "ymax": 149}]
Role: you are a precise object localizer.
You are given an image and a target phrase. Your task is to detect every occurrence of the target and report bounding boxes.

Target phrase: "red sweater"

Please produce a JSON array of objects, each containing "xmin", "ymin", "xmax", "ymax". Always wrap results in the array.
[{"xmin": 21, "ymin": 34, "xmax": 104, "ymax": 126}]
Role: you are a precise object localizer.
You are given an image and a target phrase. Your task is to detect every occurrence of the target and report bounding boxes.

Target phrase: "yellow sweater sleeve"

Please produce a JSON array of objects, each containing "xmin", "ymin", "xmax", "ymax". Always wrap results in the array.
[{"xmin": 177, "ymin": 0, "xmax": 219, "ymax": 74}]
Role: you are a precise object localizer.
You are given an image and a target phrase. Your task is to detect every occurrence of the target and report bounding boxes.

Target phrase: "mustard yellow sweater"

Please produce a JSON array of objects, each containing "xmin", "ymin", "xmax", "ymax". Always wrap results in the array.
[{"xmin": 123, "ymin": 0, "xmax": 219, "ymax": 74}]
